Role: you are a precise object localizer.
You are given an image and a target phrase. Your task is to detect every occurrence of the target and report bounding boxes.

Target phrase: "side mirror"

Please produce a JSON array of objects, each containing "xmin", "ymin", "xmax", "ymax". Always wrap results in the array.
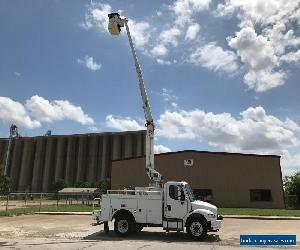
[
  {"xmin": 177, "ymin": 186, "xmax": 185, "ymax": 201},
  {"xmin": 177, "ymin": 186, "xmax": 181, "ymax": 200},
  {"xmin": 177, "ymin": 186, "xmax": 182, "ymax": 200}
]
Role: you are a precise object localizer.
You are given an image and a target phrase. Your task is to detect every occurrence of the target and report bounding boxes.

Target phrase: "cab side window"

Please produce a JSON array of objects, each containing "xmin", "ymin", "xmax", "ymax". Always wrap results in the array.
[
  {"xmin": 180, "ymin": 187, "xmax": 185, "ymax": 201},
  {"xmin": 169, "ymin": 185, "xmax": 178, "ymax": 200}
]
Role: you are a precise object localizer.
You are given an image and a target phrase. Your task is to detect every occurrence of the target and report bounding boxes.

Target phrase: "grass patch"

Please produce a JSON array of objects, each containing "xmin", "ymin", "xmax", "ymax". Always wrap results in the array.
[
  {"xmin": 219, "ymin": 208, "xmax": 300, "ymax": 217},
  {"xmin": 0, "ymin": 204, "xmax": 98, "ymax": 216},
  {"xmin": 0, "ymin": 206, "xmax": 40, "ymax": 216}
]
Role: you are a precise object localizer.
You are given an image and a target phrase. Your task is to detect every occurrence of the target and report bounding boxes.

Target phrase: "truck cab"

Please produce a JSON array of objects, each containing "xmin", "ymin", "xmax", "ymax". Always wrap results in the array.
[
  {"xmin": 163, "ymin": 181, "xmax": 222, "ymax": 239},
  {"xmin": 92, "ymin": 181, "xmax": 222, "ymax": 240}
]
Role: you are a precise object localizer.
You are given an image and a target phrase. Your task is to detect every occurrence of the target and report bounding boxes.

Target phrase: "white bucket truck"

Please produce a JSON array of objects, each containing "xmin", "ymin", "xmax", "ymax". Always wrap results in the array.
[
  {"xmin": 93, "ymin": 181, "xmax": 222, "ymax": 240},
  {"xmin": 92, "ymin": 13, "xmax": 222, "ymax": 240}
]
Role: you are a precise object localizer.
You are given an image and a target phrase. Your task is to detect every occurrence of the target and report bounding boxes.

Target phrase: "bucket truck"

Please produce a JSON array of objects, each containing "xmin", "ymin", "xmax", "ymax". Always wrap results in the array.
[{"xmin": 92, "ymin": 13, "xmax": 222, "ymax": 240}]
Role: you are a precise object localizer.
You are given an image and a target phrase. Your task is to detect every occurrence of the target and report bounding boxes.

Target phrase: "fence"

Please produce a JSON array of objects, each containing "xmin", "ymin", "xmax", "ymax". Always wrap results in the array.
[
  {"xmin": 0, "ymin": 192, "xmax": 101, "ymax": 216},
  {"xmin": 285, "ymin": 195, "xmax": 300, "ymax": 209}
]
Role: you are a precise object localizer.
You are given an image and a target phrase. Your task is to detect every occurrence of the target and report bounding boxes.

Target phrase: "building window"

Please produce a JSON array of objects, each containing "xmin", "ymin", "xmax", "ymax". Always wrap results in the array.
[
  {"xmin": 250, "ymin": 189, "xmax": 272, "ymax": 201},
  {"xmin": 193, "ymin": 189, "xmax": 213, "ymax": 202}
]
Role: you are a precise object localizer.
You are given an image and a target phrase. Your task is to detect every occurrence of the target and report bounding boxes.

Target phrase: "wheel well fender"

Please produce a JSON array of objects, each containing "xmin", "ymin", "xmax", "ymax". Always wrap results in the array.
[
  {"xmin": 112, "ymin": 209, "xmax": 135, "ymax": 223},
  {"xmin": 185, "ymin": 212, "xmax": 207, "ymax": 227}
]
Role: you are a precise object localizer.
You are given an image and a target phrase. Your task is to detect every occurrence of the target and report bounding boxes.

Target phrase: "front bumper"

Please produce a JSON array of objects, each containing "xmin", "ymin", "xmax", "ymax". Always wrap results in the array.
[{"xmin": 210, "ymin": 215, "xmax": 223, "ymax": 231}]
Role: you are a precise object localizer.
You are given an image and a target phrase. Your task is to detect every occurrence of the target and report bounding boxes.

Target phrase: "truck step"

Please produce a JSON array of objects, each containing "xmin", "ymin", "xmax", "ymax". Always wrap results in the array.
[{"xmin": 163, "ymin": 219, "xmax": 184, "ymax": 232}]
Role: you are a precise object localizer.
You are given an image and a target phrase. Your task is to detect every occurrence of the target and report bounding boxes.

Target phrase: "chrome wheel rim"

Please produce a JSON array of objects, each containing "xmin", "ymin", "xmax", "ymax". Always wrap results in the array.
[
  {"xmin": 118, "ymin": 219, "xmax": 129, "ymax": 233},
  {"xmin": 190, "ymin": 221, "xmax": 203, "ymax": 237}
]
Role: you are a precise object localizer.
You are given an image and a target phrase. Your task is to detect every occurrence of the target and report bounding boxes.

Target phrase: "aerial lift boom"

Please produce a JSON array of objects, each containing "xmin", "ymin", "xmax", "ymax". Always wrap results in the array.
[{"xmin": 108, "ymin": 13, "xmax": 162, "ymax": 187}]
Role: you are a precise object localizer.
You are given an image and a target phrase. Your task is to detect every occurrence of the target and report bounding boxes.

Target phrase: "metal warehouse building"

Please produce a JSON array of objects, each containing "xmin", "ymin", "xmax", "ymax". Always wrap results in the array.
[
  {"xmin": 0, "ymin": 130, "xmax": 285, "ymax": 208},
  {"xmin": 111, "ymin": 150, "xmax": 285, "ymax": 209},
  {"xmin": 0, "ymin": 130, "xmax": 146, "ymax": 192}
]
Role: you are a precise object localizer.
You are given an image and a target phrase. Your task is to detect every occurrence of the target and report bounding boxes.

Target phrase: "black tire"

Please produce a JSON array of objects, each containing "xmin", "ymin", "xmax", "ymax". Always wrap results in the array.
[
  {"xmin": 114, "ymin": 214, "xmax": 134, "ymax": 237},
  {"xmin": 186, "ymin": 216, "xmax": 208, "ymax": 241},
  {"xmin": 104, "ymin": 221, "xmax": 109, "ymax": 234},
  {"xmin": 133, "ymin": 223, "xmax": 143, "ymax": 233}
]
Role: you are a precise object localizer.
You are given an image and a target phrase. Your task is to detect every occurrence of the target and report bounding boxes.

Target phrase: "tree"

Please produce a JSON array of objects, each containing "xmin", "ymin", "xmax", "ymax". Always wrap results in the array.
[
  {"xmin": 284, "ymin": 172, "xmax": 300, "ymax": 195},
  {"xmin": 52, "ymin": 179, "xmax": 67, "ymax": 192},
  {"xmin": 284, "ymin": 172, "xmax": 300, "ymax": 208},
  {"xmin": 93, "ymin": 180, "xmax": 109, "ymax": 194},
  {"xmin": 0, "ymin": 175, "xmax": 11, "ymax": 195}
]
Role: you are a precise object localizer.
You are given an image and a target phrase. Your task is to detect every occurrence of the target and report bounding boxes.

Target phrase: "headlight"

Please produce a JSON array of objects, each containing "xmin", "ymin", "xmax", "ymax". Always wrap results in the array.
[{"xmin": 207, "ymin": 213, "xmax": 216, "ymax": 218}]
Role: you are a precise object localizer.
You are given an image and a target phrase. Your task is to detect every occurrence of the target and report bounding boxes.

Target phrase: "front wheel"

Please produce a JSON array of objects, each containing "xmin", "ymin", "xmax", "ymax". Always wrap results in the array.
[
  {"xmin": 186, "ymin": 216, "xmax": 208, "ymax": 241},
  {"xmin": 114, "ymin": 214, "xmax": 133, "ymax": 237}
]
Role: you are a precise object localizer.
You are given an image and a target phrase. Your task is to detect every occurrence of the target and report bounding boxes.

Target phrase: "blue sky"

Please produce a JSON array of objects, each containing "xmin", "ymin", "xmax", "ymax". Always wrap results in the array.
[{"xmin": 0, "ymin": 0, "xmax": 300, "ymax": 175}]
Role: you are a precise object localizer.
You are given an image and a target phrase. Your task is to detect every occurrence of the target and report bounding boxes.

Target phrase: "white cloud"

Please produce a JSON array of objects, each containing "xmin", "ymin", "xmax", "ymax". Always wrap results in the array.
[
  {"xmin": 281, "ymin": 151, "xmax": 300, "ymax": 176},
  {"xmin": 185, "ymin": 23, "xmax": 200, "ymax": 41},
  {"xmin": 216, "ymin": 0, "xmax": 300, "ymax": 92},
  {"xmin": 0, "ymin": 97, "xmax": 41, "ymax": 129},
  {"xmin": 105, "ymin": 115, "xmax": 144, "ymax": 131},
  {"xmin": 151, "ymin": 28, "xmax": 182, "ymax": 58},
  {"xmin": 160, "ymin": 88, "xmax": 178, "ymax": 102},
  {"xmin": 157, "ymin": 106, "xmax": 300, "ymax": 153},
  {"xmin": 281, "ymin": 50, "xmax": 300, "ymax": 63},
  {"xmin": 77, "ymin": 56, "xmax": 102, "ymax": 71},
  {"xmin": 243, "ymin": 70, "xmax": 286, "ymax": 92},
  {"xmin": 81, "ymin": 3, "xmax": 112, "ymax": 30},
  {"xmin": 156, "ymin": 11, "xmax": 162, "ymax": 17},
  {"xmin": 159, "ymin": 27, "xmax": 182, "ymax": 47},
  {"xmin": 228, "ymin": 27, "xmax": 286, "ymax": 92},
  {"xmin": 151, "ymin": 0, "xmax": 210, "ymax": 59},
  {"xmin": 127, "ymin": 20, "xmax": 151, "ymax": 48},
  {"xmin": 190, "ymin": 42, "xmax": 239, "ymax": 73},
  {"xmin": 171, "ymin": 0, "xmax": 211, "ymax": 27},
  {"xmin": 0, "ymin": 96, "xmax": 94, "ymax": 129},
  {"xmin": 151, "ymin": 44, "xmax": 168, "ymax": 57},
  {"xmin": 263, "ymin": 23, "xmax": 300, "ymax": 55},
  {"xmin": 216, "ymin": 0, "xmax": 299, "ymax": 25},
  {"xmin": 156, "ymin": 59, "xmax": 171, "ymax": 65},
  {"xmin": 154, "ymin": 144, "xmax": 172, "ymax": 154},
  {"xmin": 82, "ymin": 3, "xmax": 151, "ymax": 50},
  {"xmin": 171, "ymin": 102, "xmax": 178, "ymax": 108},
  {"xmin": 88, "ymin": 126, "xmax": 100, "ymax": 132},
  {"xmin": 228, "ymin": 27, "xmax": 277, "ymax": 71},
  {"xmin": 14, "ymin": 72, "xmax": 21, "ymax": 77},
  {"xmin": 25, "ymin": 95, "xmax": 94, "ymax": 125}
]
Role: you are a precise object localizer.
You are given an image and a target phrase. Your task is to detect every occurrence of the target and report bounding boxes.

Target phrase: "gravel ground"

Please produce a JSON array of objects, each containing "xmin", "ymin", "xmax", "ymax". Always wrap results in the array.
[{"xmin": 0, "ymin": 215, "xmax": 299, "ymax": 249}]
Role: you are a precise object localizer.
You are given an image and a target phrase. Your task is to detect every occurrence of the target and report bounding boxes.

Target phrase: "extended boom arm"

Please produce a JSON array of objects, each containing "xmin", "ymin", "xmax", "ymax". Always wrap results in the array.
[{"xmin": 108, "ymin": 13, "xmax": 162, "ymax": 187}]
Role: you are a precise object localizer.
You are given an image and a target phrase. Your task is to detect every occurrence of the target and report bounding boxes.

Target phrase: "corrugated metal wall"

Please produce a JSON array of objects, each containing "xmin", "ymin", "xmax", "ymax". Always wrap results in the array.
[
  {"xmin": 111, "ymin": 151, "xmax": 285, "ymax": 208},
  {"xmin": 0, "ymin": 130, "xmax": 146, "ymax": 192}
]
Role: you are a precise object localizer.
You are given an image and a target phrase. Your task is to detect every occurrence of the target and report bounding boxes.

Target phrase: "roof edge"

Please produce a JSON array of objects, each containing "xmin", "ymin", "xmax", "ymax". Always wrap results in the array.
[
  {"xmin": 0, "ymin": 129, "xmax": 146, "ymax": 140},
  {"xmin": 112, "ymin": 150, "xmax": 280, "ymax": 162}
]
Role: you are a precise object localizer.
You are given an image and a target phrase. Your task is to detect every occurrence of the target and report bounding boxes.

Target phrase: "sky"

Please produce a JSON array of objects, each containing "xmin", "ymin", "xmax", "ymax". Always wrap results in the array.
[{"xmin": 0, "ymin": 0, "xmax": 300, "ymax": 176}]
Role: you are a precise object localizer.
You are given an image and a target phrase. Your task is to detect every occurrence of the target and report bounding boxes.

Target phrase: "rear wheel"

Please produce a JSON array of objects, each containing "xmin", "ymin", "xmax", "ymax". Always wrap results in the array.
[
  {"xmin": 186, "ymin": 216, "xmax": 208, "ymax": 241},
  {"xmin": 114, "ymin": 214, "xmax": 134, "ymax": 237},
  {"xmin": 104, "ymin": 221, "xmax": 109, "ymax": 234}
]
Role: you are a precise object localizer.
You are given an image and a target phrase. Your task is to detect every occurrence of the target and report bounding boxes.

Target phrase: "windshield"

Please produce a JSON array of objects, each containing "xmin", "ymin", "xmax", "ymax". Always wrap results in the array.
[{"xmin": 185, "ymin": 184, "xmax": 195, "ymax": 202}]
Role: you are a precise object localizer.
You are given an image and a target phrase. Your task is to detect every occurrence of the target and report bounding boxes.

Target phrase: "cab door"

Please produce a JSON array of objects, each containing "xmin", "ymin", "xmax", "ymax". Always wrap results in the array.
[{"xmin": 165, "ymin": 183, "xmax": 188, "ymax": 219}]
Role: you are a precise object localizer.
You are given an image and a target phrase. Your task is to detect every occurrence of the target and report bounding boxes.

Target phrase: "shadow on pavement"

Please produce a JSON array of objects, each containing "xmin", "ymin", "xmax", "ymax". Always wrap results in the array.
[{"xmin": 83, "ymin": 229, "xmax": 221, "ymax": 244}]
